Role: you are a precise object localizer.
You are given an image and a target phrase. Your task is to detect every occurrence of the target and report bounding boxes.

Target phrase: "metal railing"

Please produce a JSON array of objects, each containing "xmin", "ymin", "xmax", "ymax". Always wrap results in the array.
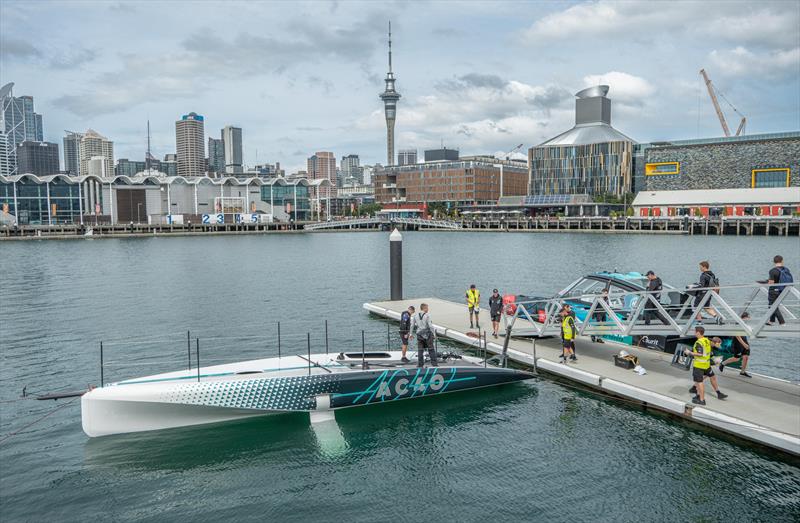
[
  {"xmin": 504, "ymin": 282, "xmax": 800, "ymax": 339},
  {"xmin": 304, "ymin": 217, "xmax": 462, "ymax": 231}
]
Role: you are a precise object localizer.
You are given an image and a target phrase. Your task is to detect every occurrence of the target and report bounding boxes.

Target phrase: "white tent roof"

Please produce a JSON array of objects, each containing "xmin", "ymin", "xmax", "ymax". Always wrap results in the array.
[{"xmin": 633, "ymin": 187, "xmax": 800, "ymax": 207}]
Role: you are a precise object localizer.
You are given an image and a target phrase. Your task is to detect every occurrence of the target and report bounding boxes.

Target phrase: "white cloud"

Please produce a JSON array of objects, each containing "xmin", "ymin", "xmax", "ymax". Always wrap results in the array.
[
  {"xmin": 709, "ymin": 46, "xmax": 800, "ymax": 78},
  {"xmin": 582, "ymin": 71, "xmax": 655, "ymax": 104}
]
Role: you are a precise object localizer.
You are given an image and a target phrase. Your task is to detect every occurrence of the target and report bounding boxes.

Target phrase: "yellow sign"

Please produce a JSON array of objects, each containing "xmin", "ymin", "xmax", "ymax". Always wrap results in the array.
[{"xmin": 645, "ymin": 162, "xmax": 680, "ymax": 176}]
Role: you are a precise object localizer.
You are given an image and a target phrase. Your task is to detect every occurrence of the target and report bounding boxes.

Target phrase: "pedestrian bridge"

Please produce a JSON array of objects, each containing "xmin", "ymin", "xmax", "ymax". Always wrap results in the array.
[
  {"xmin": 504, "ymin": 282, "xmax": 800, "ymax": 339},
  {"xmin": 304, "ymin": 217, "xmax": 462, "ymax": 231}
]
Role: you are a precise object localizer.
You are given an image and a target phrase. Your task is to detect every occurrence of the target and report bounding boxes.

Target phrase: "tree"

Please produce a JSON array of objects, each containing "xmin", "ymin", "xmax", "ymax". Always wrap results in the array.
[{"xmin": 357, "ymin": 203, "xmax": 382, "ymax": 216}]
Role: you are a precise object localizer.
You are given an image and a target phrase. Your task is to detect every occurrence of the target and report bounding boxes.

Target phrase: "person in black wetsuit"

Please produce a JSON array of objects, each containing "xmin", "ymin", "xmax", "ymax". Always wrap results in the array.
[
  {"xmin": 399, "ymin": 305, "xmax": 415, "ymax": 363},
  {"xmin": 643, "ymin": 270, "xmax": 669, "ymax": 326},
  {"xmin": 766, "ymin": 255, "xmax": 792, "ymax": 325},
  {"xmin": 489, "ymin": 289, "xmax": 503, "ymax": 338},
  {"xmin": 719, "ymin": 312, "xmax": 752, "ymax": 378}
]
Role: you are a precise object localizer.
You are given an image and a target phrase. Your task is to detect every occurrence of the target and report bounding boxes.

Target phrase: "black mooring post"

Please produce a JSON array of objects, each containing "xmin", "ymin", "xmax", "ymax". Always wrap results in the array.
[
  {"xmin": 307, "ymin": 333, "xmax": 312, "ymax": 376},
  {"xmin": 501, "ymin": 326, "xmax": 512, "ymax": 368},
  {"xmin": 277, "ymin": 321, "xmax": 281, "ymax": 359},
  {"xmin": 187, "ymin": 330, "xmax": 191, "ymax": 370},
  {"xmin": 361, "ymin": 330, "xmax": 366, "ymax": 369},
  {"xmin": 325, "ymin": 320, "xmax": 329, "ymax": 355},
  {"xmin": 389, "ymin": 229, "xmax": 403, "ymax": 300},
  {"xmin": 196, "ymin": 338, "xmax": 200, "ymax": 383},
  {"xmin": 100, "ymin": 341, "xmax": 104, "ymax": 388}
]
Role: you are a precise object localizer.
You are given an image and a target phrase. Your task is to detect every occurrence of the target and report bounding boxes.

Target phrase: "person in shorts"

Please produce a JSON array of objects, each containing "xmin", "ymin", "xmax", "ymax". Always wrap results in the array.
[
  {"xmin": 466, "ymin": 284, "xmax": 481, "ymax": 329},
  {"xmin": 686, "ymin": 326, "xmax": 727, "ymax": 405},
  {"xmin": 719, "ymin": 312, "xmax": 752, "ymax": 378},
  {"xmin": 489, "ymin": 289, "xmax": 503, "ymax": 338},
  {"xmin": 399, "ymin": 305, "xmax": 415, "ymax": 363},
  {"xmin": 560, "ymin": 305, "xmax": 577, "ymax": 363}
]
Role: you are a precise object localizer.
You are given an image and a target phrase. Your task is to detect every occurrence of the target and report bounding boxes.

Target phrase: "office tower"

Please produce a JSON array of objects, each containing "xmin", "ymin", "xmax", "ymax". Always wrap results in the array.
[
  {"xmin": 116, "ymin": 158, "xmax": 146, "ymax": 177},
  {"xmin": 16, "ymin": 141, "xmax": 59, "ymax": 175},
  {"xmin": 87, "ymin": 156, "xmax": 108, "ymax": 177},
  {"xmin": 175, "ymin": 112, "xmax": 205, "ymax": 177},
  {"xmin": 0, "ymin": 132, "xmax": 9, "ymax": 176},
  {"xmin": 208, "ymin": 137, "xmax": 224, "ymax": 174},
  {"xmin": 162, "ymin": 154, "xmax": 178, "ymax": 176},
  {"xmin": 308, "ymin": 151, "xmax": 336, "ymax": 197},
  {"xmin": 340, "ymin": 154, "xmax": 361, "ymax": 185},
  {"xmin": 222, "ymin": 125, "xmax": 243, "ymax": 174},
  {"xmin": 79, "ymin": 129, "xmax": 114, "ymax": 177},
  {"xmin": 0, "ymin": 82, "xmax": 34, "ymax": 175},
  {"xmin": 379, "ymin": 22, "xmax": 400, "ymax": 166},
  {"xmin": 63, "ymin": 131, "xmax": 83, "ymax": 175},
  {"xmin": 397, "ymin": 149, "xmax": 417, "ymax": 165}
]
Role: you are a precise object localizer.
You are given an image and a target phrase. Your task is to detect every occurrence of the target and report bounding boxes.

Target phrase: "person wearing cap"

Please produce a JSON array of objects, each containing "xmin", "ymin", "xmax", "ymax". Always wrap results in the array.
[
  {"xmin": 488, "ymin": 289, "xmax": 503, "ymax": 338},
  {"xmin": 685, "ymin": 327, "xmax": 727, "ymax": 405},
  {"xmin": 466, "ymin": 284, "xmax": 481, "ymax": 329},
  {"xmin": 560, "ymin": 304, "xmax": 577, "ymax": 363},
  {"xmin": 644, "ymin": 270, "xmax": 668, "ymax": 326}
]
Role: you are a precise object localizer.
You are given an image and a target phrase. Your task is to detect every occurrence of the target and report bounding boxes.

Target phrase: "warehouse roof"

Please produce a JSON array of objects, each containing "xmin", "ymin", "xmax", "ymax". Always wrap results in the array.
[{"xmin": 632, "ymin": 187, "xmax": 800, "ymax": 207}]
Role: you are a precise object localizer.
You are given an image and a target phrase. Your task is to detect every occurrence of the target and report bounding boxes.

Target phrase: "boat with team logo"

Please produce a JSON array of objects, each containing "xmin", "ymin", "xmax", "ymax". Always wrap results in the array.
[{"xmin": 81, "ymin": 350, "xmax": 533, "ymax": 437}]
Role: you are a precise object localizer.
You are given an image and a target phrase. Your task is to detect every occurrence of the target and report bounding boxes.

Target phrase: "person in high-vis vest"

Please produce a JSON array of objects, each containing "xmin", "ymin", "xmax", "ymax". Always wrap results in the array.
[
  {"xmin": 685, "ymin": 326, "xmax": 727, "ymax": 405},
  {"xmin": 466, "ymin": 284, "xmax": 481, "ymax": 329},
  {"xmin": 560, "ymin": 305, "xmax": 576, "ymax": 363}
]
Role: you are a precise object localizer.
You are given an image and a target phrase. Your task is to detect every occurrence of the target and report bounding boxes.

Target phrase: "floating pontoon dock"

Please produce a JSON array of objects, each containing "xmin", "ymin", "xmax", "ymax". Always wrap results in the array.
[{"xmin": 364, "ymin": 297, "xmax": 800, "ymax": 457}]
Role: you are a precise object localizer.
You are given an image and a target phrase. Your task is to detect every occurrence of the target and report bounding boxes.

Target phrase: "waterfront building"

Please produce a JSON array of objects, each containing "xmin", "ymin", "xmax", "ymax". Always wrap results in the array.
[
  {"xmin": 249, "ymin": 163, "xmax": 284, "ymax": 177},
  {"xmin": 635, "ymin": 132, "xmax": 800, "ymax": 192},
  {"xmin": 0, "ymin": 173, "xmax": 330, "ymax": 225},
  {"xmin": 374, "ymin": 156, "xmax": 527, "ymax": 207},
  {"xmin": 79, "ymin": 129, "xmax": 114, "ymax": 178},
  {"xmin": 529, "ymin": 85, "xmax": 634, "ymax": 198},
  {"xmin": 208, "ymin": 137, "xmax": 225, "ymax": 175},
  {"xmin": 308, "ymin": 151, "xmax": 336, "ymax": 197},
  {"xmin": 63, "ymin": 131, "xmax": 83, "ymax": 175},
  {"xmin": 379, "ymin": 23, "xmax": 400, "ymax": 165},
  {"xmin": 175, "ymin": 112, "xmax": 205, "ymax": 177},
  {"xmin": 1, "ymin": 83, "xmax": 44, "ymax": 175},
  {"xmin": 424, "ymin": 147, "xmax": 459, "ymax": 162},
  {"xmin": 17, "ymin": 141, "xmax": 59, "ymax": 175},
  {"xmin": 397, "ymin": 149, "xmax": 417, "ymax": 166},
  {"xmin": 222, "ymin": 125, "xmax": 243, "ymax": 174},
  {"xmin": 632, "ymin": 187, "xmax": 800, "ymax": 217}
]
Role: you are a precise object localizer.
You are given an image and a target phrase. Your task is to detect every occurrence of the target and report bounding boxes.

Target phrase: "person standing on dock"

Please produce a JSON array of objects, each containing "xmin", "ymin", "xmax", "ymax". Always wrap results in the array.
[
  {"xmin": 410, "ymin": 303, "xmax": 438, "ymax": 368},
  {"xmin": 719, "ymin": 312, "xmax": 752, "ymax": 378},
  {"xmin": 765, "ymin": 255, "xmax": 792, "ymax": 326},
  {"xmin": 693, "ymin": 261, "xmax": 720, "ymax": 324},
  {"xmin": 399, "ymin": 305, "xmax": 415, "ymax": 363},
  {"xmin": 643, "ymin": 271, "xmax": 668, "ymax": 326},
  {"xmin": 686, "ymin": 327, "xmax": 727, "ymax": 405},
  {"xmin": 560, "ymin": 305, "xmax": 577, "ymax": 363},
  {"xmin": 466, "ymin": 284, "xmax": 481, "ymax": 329},
  {"xmin": 489, "ymin": 289, "xmax": 503, "ymax": 338}
]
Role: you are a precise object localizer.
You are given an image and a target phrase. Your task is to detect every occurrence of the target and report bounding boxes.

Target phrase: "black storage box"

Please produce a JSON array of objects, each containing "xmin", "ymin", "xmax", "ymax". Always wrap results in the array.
[
  {"xmin": 671, "ymin": 344, "xmax": 693, "ymax": 371},
  {"xmin": 613, "ymin": 355, "xmax": 636, "ymax": 369}
]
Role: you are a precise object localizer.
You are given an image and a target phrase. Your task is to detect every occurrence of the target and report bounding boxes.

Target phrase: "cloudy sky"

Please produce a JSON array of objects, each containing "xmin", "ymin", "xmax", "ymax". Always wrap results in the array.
[{"xmin": 2, "ymin": 0, "xmax": 799, "ymax": 172}]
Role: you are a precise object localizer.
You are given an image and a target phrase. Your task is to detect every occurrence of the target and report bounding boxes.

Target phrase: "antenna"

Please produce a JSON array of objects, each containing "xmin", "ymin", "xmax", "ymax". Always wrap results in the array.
[
  {"xmin": 388, "ymin": 21, "xmax": 392, "ymax": 73},
  {"xmin": 146, "ymin": 119, "xmax": 151, "ymax": 170}
]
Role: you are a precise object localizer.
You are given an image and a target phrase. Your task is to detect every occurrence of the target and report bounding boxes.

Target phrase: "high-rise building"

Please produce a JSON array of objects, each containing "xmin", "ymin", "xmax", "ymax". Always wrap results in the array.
[
  {"xmin": 116, "ymin": 158, "xmax": 146, "ymax": 177},
  {"xmin": 424, "ymin": 147, "xmax": 459, "ymax": 162},
  {"xmin": 17, "ymin": 141, "xmax": 59, "ymax": 175},
  {"xmin": 162, "ymin": 154, "xmax": 178, "ymax": 176},
  {"xmin": 379, "ymin": 22, "xmax": 400, "ymax": 166},
  {"xmin": 79, "ymin": 129, "xmax": 114, "ymax": 177},
  {"xmin": 308, "ymin": 151, "xmax": 337, "ymax": 197},
  {"xmin": 397, "ymin": 149, "xmax": 417, "ymax": 165},
  {"xmin": 0, "ymin": 132, "xmax": 10, "ymax": 176},
  {"xmin": 222, "ymin": 125, "xmax": 243, "ymax": 174},
  {"xmin": 87, "ymin": 156, "xmax": 109, "ymax": 177},
  {"xmin": 340, "ymin": 154, "xmax": 361, "ymax": 185},
  {"xmin": 63, "ymin": 131, "xmax": 83, "ymax": 175},
  {"xmin": 208, "ymin": 137, "xmax": 225, "ymax": 174},
  {"xmin": 1, "ymin": 83, "xmax": 43, "ymax": 175},
  {"xmin": 175, "ymin": 112, "xmax": 205, "ymax": 177}
]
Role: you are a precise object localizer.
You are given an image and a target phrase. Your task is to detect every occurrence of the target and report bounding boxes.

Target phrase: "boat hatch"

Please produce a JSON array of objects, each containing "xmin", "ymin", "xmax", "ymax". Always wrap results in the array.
[{"xmin": 340, "ymin": 352, "xmax": 392, "ymax": 359}]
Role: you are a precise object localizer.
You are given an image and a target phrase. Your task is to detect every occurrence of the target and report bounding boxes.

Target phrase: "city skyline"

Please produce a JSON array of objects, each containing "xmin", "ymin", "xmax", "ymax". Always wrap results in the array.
[{"xmin": 1, "ymin": 1, "xmax": 798, "ymax": 174}]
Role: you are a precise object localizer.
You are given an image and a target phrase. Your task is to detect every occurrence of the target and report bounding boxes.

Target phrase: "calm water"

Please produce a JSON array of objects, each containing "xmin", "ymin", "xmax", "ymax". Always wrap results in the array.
[{"xmin": 1, "ymin": 232, "xmax": 799, "ymax": 522}]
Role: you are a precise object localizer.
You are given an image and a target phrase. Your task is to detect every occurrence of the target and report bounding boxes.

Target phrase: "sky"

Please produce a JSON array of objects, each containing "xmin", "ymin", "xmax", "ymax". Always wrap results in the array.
[{"xmin": 2, "ymin": 0, "xmax": 799, "ymax": 173}]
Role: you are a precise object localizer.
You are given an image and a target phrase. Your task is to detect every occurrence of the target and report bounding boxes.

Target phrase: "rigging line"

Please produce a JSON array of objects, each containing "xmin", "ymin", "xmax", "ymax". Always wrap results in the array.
[{"xmin": 0, "ymin": 397, "xmax": 79, "ymax": 445}]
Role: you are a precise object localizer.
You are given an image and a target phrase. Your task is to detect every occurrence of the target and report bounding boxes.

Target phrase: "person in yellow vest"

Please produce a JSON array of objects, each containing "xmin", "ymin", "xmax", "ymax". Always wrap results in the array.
[
  {"xmin": 560, "ymin": 305, "xmax": 577, "ymax": 363},
  {"xmin": 466, "ymin": 284, "xmax": 481, "ymax": 329},
  {"xmin": 685, "ymin": 326, "xmax": 727, "ymax": 405}
]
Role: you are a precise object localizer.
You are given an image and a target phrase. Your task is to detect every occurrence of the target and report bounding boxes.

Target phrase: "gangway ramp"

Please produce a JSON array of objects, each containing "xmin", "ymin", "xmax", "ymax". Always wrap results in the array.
[
  {"xmin": 305, "ymin": 217, "xmax": 461, "ymax": 231},
  {"xmin": 364, "ymin": 297, "xmax": 800, "ymax": 457}
]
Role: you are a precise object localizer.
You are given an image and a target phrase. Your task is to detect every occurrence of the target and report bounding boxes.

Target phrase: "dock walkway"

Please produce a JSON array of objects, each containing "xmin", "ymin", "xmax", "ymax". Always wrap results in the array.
[{"xmin": 364, "ymin": 297, "xmax": 800, "ymax": 457}]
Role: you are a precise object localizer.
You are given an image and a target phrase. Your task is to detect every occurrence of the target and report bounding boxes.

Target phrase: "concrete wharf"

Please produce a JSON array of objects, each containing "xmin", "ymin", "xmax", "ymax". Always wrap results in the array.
[{"xmin": 364, "ymin": 297, "xmax": 800, "ymax": 457}]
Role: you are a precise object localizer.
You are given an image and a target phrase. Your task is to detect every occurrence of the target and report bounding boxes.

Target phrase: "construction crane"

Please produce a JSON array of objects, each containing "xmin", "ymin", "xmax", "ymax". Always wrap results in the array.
[
  {"xmin": 700, "ymin": 69, "xmax": 746, "ymax": 137},
  {"xmin": 503, "ymin": 143, "xmax": 524, "ymax": 161}
]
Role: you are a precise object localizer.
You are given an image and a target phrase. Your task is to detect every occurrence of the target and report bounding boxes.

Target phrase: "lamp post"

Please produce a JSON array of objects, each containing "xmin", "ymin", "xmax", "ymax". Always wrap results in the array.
[{"xmin": 137, "ymin": 202, "xmax": 142, "ymax": 223}]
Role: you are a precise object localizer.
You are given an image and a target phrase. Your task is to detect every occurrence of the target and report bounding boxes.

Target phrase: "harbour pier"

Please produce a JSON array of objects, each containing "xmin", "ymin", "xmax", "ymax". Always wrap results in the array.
[{"xmin": 364, "ymin": 297, "xmax": 800, "ymax": 457}]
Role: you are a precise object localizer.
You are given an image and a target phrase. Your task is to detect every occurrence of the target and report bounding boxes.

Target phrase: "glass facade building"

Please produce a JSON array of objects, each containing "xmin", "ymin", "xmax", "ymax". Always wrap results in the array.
[
  {"xmin": 0, "ymin": 176, "xmax": 95, "ymax": 225},
  {"xmin": 260, "ymin": 184, "xmax": 311, "ymax": 220}
]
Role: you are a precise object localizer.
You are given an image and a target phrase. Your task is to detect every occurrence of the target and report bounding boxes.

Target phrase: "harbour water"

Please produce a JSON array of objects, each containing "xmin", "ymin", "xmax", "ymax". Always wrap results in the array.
[{"xmin": 1, "ymin": 232, "xmax": 799, "ymax": 521}]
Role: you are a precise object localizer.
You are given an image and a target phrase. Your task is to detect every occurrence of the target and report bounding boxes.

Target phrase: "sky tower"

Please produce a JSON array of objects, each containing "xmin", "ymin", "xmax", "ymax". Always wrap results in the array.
[{"xmin": 379, "ymin": 22, "xmax": 400, "ymax": 166}]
